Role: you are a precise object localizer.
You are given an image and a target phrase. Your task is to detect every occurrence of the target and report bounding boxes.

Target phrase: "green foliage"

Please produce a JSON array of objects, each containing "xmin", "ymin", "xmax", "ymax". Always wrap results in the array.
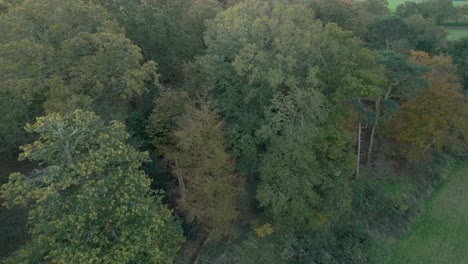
[
  {"xmin": 183, "ymin": 0, "xmax": 384, "ymax": 232},
  {"xmin": 92, "ymin": 0, "xmax": 222, "ymax": 83},
  {"xmin": 205, "ymin": 224, "xmax": 374, "ymax": 264},
  {"xmin": 351, "ymin": 174, "xmax": 421, "ymax": 238},
  {"xmin": 306, "ymin": 0, "xmax": 371, "ymax": 37},
  {"xmin": 0, "ymin": 0, "xmax": 157, "ymax": 151},
  {"xmin": 365, "ymin": 13, "xmax": 447, "ymax": 54},
  {"xmin": 255, "ymin": 85, "xmax": 355, "ymax": 230},
  {"xmin": 365, "ymin": 15, "xmax": 412, "ymax": 52},
  {"xmin": 395, "ymin": 0, "xmax": 456, "ymax": 24},
  {"xmin": 405, "ymin": 14, "xmax": 448, "ymax": 54},
  {"xmin": 146, "ymin": 89, "xmax": 190, "ymax": 154},
  {"xmin": 421, "ymin": 0, "xmax": 456, "ymax": 24},
  {"xmin": 187, "ymin": 0, "xmax": 383, "ymax": 175},
  {"xmin": 1, "ymin": 110, "xmax": 184, "ymax": 263},
  {"xmin": 359, "ymin": 0, "xmax": 390, "ymax": 16},
  {"xmin": 449, "ymin": 37, "xmax": 468, "ymax": 91},
  {"xmin": 396, "ymin": 1, "xmax": 422, "ymax": 17},
  {"xmin": 125, "ymin": 111, "xmax": 151, "ymax": 149},
  {"xmin": 376, "ymin": 51, "xmax": 427, "ymax": 95},
  {"xmin": 374, "ymin": 50, "xmax": 427, "ymax": 123}
]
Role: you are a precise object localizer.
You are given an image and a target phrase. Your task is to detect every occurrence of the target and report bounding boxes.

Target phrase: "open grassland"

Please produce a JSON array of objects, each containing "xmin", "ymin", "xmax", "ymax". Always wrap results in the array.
[
  {"xmin": 389, "ymin": 162, "xmax": 468, "ymax": 264},
  {"xmin": 446, "ymin": 27, "xmax": 468, "ymax": 40},
  {"xmin": 454, "ymin": 1, "xmax": 468, "ymax": 7},
  {"xmin": 387, "ymin": 1, "xmax": 468, "ymax": 10},
  {"xmin": 387, "ymin": 0, "xmax": 420, "ymax": 11}
]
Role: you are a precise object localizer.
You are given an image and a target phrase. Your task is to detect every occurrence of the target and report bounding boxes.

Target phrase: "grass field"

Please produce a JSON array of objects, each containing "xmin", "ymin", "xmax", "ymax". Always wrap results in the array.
[
  {"xmin": 387, "ymin": 0, "xmax": 468, "ymax": 11},
  {"xmin": 454, "ymin": 1, "xmax": 468, "ymax": 7},
  {"xmin": 389, "ymin": 162, "xmax": 468, "ymax": 264},
  {"xmin": 446, "ymin": 27, "xmax": 468, "ymax": 40},
  {"xmin": 387, "ymin": 0, "xmax": 413, "ymax": 11}
]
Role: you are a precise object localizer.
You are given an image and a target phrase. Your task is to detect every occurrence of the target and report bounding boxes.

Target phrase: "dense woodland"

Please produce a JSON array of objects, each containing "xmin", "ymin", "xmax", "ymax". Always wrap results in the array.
[{"xmin": 0, "ymin": 0, "xmax": 467, "ymax": 263}]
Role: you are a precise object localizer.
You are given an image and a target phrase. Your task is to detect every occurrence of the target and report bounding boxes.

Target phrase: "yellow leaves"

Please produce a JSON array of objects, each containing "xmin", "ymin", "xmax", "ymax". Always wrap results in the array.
[
  {"xmin": 408, "ymin": 50, "xmax": 431, "ymax": 65},
  {"xmin": 255, "ymin": 223, "xmax": 273, "ymax": 238}
]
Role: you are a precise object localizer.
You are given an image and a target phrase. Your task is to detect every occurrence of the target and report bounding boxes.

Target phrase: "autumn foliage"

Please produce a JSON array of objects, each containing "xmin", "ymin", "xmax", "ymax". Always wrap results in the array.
[{"xmin": 390, "ymin": 51, "xmax": 468, "ymax": 160}]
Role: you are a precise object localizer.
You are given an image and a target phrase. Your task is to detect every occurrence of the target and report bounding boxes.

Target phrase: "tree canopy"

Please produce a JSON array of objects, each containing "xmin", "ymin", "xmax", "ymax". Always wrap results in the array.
[
  {"xmin": 1, "ymin": 0, "xmax": 467, "ymax": 262},
  {"xmin": 1, "ymin": 110, "xmax": 183, "ymax": 263},
  {"xmin": 390, "ymin": 51, "xmax": 468, "ymax": 160},
  {"xmin": 0, "ymin": 0, "xmax": 157, "ymax": 151}
]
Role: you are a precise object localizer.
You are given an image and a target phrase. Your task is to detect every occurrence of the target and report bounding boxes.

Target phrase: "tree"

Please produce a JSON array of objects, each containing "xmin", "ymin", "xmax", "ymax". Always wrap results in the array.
[
  {"xmin": 366, "ymin": 50, "xmax": 427, "ymax": 165},
  {"xmin": 146, "ymin": 88, "xmax": 191, "ymax": 155},
  {"xmin": 186, "ymin": 0, "xmax": 382, "ymax": 175},
  {"xmin": 395, "ymin": 0, "xmax": 455, "ymax": 24},
  {"xmin": 365, "ymin": 15, "xmax": 412, "ymax": 53},
  {"xmin": 0, "ymin": 0, "xmax": 157, "ymax": 151},
  {"xmin": 448, "ymin": 37, "xmax": 468, "ymax": 93},
  {"xmin": 396, "ymin": 1, "xmax": 422, "ymax": 18},
  {"xmin": 358, "ymin": 0, "xmax": 390, "ymax": 17},
  {"xmin": 1, "ymin": 110, "xmax": 183, "ymax": 263},
  {"xmin": 306, "ymin": 0, "xmax": 371, "ymax": 37},
  {"xmin": 453, "ymin": 4, "xmax": 468, "ymax": 23},
  {"xmin": 183, "ymin": 0, "xmax": 384, "ymax": 231},
  {"xmin": 405, "ymin": 14, "xmax": 448, "ymax": 55},
  {"xmin": 163, "ymin": 107, "xmax": 244, "ymax": 237},
  {"xmin": 256, "ymin": 86, "xmax": 355, "ymax": 230},
  {"xmin": 421, "ymin": 0, "xmax": 456, "ymax": 24},
  {"xmin": 390, "ymin": 51, "xmax": 468, "ymax": 160},
  {"xmin": 92, "ymin": 0, "xmax": 222, "ymax": 83}
]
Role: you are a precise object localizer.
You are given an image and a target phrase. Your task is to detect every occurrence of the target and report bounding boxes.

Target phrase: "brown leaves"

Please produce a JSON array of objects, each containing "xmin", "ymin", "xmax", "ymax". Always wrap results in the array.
[{"xmin": 390, "ymin": 51, "xmax": 468, "ymax": 160}]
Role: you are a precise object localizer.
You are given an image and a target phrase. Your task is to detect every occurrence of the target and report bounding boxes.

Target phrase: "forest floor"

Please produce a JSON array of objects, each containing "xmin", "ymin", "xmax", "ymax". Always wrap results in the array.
[{"xmin": 389, "ymin": 161, "xmax": 468, "ymax": 264}]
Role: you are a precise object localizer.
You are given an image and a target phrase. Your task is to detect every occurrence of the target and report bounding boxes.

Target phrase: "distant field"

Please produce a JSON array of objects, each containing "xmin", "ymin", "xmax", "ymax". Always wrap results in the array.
[
  {"xmin": 387, "ymin": 0, "xmax": 415, "ymax": 11},
  {"xmin": 387, "ymin": 0, "xmax": 468, "ymax": 11},
  {"xmin": 445, "ymin": 27, "xmax": 468, "ymax": 40},
  {"xmin": 385, "ymin": 0, "xmax": 468, "ymax": 40},
  {"xmin": 454, "ymin": 1, "xmax": 468, "ymax": 7},
  {"xmin": 389, "ymin": 163, "xmax": 468, "ymax": 264}
]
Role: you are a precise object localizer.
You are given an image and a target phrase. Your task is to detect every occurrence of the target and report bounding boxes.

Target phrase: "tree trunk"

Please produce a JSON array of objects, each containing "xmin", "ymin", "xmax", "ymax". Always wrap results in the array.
[
  {"xmin": 366, "ymin": 98, "xmax": 380, "ymax": 166},
  {"xmin": 193, "ymin": 229, "xmax": 214, "ymax": 264},
  {"xmin": 423, "ymin": 137, "xmax": 440, "ymax": 153},
  {"xmin": 367, "ymin": 83, "xmax": 394, "ymax": 166},
  {"xmin": 173, "ymin": 156, "xmax": 186, "ymax": 204},
  {"xmin": 355, "ymin": 99, "xmax": 362, "ymax": 180}
]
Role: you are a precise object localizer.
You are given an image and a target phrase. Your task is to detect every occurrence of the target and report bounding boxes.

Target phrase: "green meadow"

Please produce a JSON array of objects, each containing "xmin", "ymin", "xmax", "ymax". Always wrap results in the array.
[
  {"xmin": 446, "ymin": 27, "xmax": 468, "ymax": 40},
  {"xmin": 390, "ymin": 162, "xmax": 468, "ymax": 264},
  {"xmin": 387, "ymin": 0, "xmax": 468, "ymax": 10}
]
